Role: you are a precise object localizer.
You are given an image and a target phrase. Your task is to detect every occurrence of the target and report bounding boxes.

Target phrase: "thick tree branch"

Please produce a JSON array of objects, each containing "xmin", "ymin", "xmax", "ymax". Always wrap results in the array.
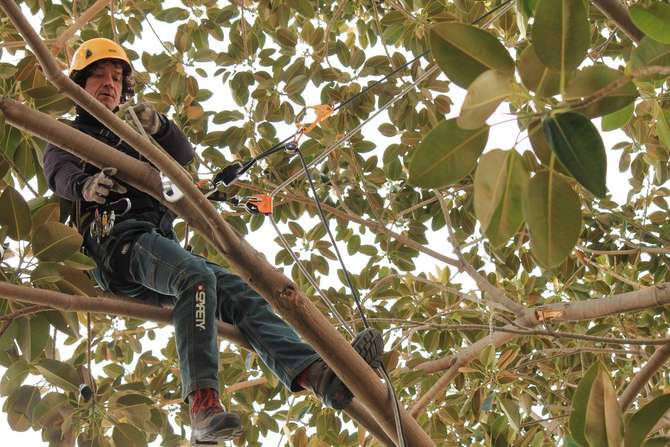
[
  {"xmin": 0, "ymin": 281, "xmax": 250, "ymax": 348},
  {"xmin": 0, "ymin": 3, "xmax": 434, "ymax": 444},
  {"xmin": 592, "ymin": 0, "xmax": 644, "ymax": 44},
  {"xmin": 619, "ymin": 343, "xmax": 670, "ymax": 411},
  {"xmin": 416, "ymin": 283, "xmax": 670, "ymax": 374},
  {"xmin": 535, "ymin": 283, "xmax": 670, "ymax": 322}
]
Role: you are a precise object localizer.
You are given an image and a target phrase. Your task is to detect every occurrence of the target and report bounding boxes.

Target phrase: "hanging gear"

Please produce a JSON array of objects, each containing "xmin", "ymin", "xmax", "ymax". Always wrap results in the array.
[
  {"xmin": 89, "ymin": 198, "xmax": 131, "ymax": 242},
  {"xmin": 69, "ymin": 37, "xmax": 131, "ymax": 74}
]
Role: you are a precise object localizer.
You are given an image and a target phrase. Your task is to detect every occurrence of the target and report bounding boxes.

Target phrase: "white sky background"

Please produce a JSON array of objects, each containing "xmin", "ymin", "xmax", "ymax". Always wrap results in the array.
[{"xmin": 0, "ymin": 1, "xmax": 634, "ymax": 446}]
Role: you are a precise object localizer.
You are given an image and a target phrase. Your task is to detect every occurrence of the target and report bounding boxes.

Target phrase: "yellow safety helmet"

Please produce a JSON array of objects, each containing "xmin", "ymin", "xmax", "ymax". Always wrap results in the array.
[{"xmin": 69, "ymin": 37, "xmax": 130, "ymax": 74}]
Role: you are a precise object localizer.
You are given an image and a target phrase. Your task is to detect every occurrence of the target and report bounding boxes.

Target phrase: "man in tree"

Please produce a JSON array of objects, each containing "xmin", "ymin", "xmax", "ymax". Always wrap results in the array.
[{"xmin": 43, "ymin": 38, "xmax": 381, "ymax": 445}]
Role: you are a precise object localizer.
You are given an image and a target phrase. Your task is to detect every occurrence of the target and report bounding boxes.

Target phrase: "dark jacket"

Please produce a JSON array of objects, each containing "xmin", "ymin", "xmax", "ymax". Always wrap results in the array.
[
  {"xmin": 43, "ymin": 109, "xmax": 195, "ymax": 294},
  {"xmin": 44, "ymin": 109, "xmax": 194, "ymax": 224}
]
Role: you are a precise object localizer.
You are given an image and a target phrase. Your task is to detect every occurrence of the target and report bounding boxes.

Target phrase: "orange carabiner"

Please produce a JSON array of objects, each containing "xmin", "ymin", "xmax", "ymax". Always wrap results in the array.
[{"xmin": 296, "ymin": 104, "xmax": 333, "ymax": 135}]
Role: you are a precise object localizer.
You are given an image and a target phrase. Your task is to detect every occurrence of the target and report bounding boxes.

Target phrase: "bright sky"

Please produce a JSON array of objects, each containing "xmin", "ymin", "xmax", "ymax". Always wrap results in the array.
[{"xmin": 0, "ymin": 2, "xmax": 633, "ymax": 446}]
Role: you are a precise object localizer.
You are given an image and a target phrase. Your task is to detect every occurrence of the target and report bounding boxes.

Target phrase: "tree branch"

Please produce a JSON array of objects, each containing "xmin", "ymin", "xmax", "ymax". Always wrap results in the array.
[
  {"xmin": 410, "ymin": 312, "xmax": 536, "ymax": 417},
  {"xmin": 619, "ymin": 343, "xmax": 670, "ymax": 411},
  {"xmin": 437, "ymin": 192, "xmax": 526, "ymax": 314},
  {"xmin": 51, "ymin": 0, "xmax": 111, "ymax": 54},
  {"xmin": 0, "ymin": 281, "xmax": 250, "ymax": 348},
  {"xmin": 592, "ymin": 0, "xmax": 644, "ymax": 44}
]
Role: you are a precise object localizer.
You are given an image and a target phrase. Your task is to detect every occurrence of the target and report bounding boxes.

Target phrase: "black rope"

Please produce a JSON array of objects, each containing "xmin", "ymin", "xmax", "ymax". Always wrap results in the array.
[
  {"xmin": 472, "ymin": 0, "xmax": 514, "ymax": 25},
  {"xmin": 294, "ymin": 149, "xmax": 371, "ymax": 329},
  {"xmin": 332, "ymin": 49, "xmax": 429, "ymax": 113}
]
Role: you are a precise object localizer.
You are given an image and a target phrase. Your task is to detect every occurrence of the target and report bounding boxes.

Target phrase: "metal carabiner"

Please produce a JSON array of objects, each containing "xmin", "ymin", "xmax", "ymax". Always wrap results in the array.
[{"xmin": 161, "ymin": 173, "xmax": 184, "ymax": 202}]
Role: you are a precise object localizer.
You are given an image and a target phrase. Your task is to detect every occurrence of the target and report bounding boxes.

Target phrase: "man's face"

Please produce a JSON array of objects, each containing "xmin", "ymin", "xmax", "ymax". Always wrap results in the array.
[{"xmin": 84, "ymin": 61, "xmax": 123, "ymax": 111}]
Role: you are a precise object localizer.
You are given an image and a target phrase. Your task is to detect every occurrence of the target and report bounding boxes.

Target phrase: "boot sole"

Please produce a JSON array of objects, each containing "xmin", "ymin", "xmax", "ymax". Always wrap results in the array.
[
  {"xmin": 191, "ymin": 425, "xmax": 244, "ymax": 445},
  {"xmin": 326, "ymin": 327, "xmax": 385, "ymax": 409},
  {"xmin": 352, "ymin": 327, "xmax": 384, "ymax": 368}
]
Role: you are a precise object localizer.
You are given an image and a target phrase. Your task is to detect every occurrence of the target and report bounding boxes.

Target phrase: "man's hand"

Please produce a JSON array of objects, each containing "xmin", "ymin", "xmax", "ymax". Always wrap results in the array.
[
  {"xmin": 81, "ymin": 167, "xmax": 127, "ymax": 204},
  {"xmin": 133, "ymin": 103, "xmax": 162, "ymax": 135}
]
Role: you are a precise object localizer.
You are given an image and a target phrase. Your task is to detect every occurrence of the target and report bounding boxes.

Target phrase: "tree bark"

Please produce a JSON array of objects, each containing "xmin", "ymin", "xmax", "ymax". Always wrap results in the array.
[
  {"xmin": 0, "ymin": 281, "xmax": 249, "ymax": 348},
  {"xmin": 592, "ymin": 0, "xmax": 645, "ymax": 44},
  {"xmin": 619, "ymin": 343, "xmax": 670, "ymax": 411},
  {"xmin": 535, "ymin": 283, "xmax": 670, "ymax": 322},
  {"xmin": 0, "ymin": 2, "xmax": 435, "ymax": 444}
]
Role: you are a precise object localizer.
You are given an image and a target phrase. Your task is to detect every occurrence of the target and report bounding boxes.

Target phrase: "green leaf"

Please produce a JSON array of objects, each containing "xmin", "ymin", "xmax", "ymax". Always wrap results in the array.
[
  {"xmin": 532, "ymin": 0, "xmax": 590, "ymax": 71},
  {"xmin": 524, "ymin": 171, "xmax": 581, "ymax": 269},
  {"xmin": 154, "ymin": 7, "xmax": 189, "ymax": 23},
  {"xmin": 0, "ymin": 319, "xmax": 18, "ymax": 351},
  {"xmin": 625, "ymin": 394, "xmax": 670, "ymax": 447},
  {"xmin": 474, "ymin": 150, "xmax": 529, "ymax": 248},
  {"xmin": 602, "ymin": 102, "xmax": 634, "ymax": 132},
  {"xmin": 31, "ymin": 222, "xmax": 83, "ymax": 261},
  {"xmin": 643, "ymin": 438, "xmax": 670, "ymax": 447},
  {"xmin": 289, "ymin": 0, "xmax": 315, "ymax": 18},
  {"xmin": 5, "ymin": 385, "xmax": 40, "ymax": 432},
  {"xmin": 17, "ymin": 314, "xmax": 49, "ymax": 363},
  {"xmin": 631, "ymin": 37, "xmax": 670, "ymax": 80},
  {"xmin": 569, "ymin": 362, "xmax": 600, "ymax": 446},
  {"xmin": 408, "ymin": 118, "xmax": 489, "ymax": 188},
  {"xmin": 565, "ymin": 65, "xmax": 638, "ymax": 118},
  {"xmin": 654, "ymin": 104, "xmax": 670, "ymax": 151},
  {"xmin": 517, "ymin": 44, "xmax": 561, "ymax": 97},
  {"xmin": 34, "ymin": 359, "xmax": 80, "ymax": 393},
  {"xmin": 31, "ymin": 392, "xmax": 69, "ymax": 427},
  {"xmin": 430, "ymin": 23, "xmax": 514, "ymax": 89},
  {"xmin": 499, "ymin": 397, "xmax": 521, "ymax": 433},
  {"xmin": 528, "ymin": 120, "xmax": 567, "ymax": 173},
  {"xmin": 31, "ymin": 262, "xmax": 62, "ymax": 284},
  {"xmin": 64, "ymin": 251, "xmax": 96, "ymax": 270},
  {"xmin": 0, "ymin": 62, "xmax": 17, "ymax": 79},
  {"xmin": 0, "ymin": 186, "xmax": 32, "ymax": 241},
  {"xmin": 630, "ymin": 3, "xmax": 670, "ymax": 44},
  {"xmin": 458, "ymin": 70, "xmax": 514, "ymax": 130},
  {"xmin": 113, "ymin": 423, "xmax": 148, "ymax": 447},
  {"xmin": 584, "ymin": 366, "xmax": 623, "ymax": 447},
  {"xmin": 543, "ymin": 112, "xmax": 607, "ymax": 198},
  {"xmin": 0, "ymin": 358, "xmax": 29, "ymax": 396}
]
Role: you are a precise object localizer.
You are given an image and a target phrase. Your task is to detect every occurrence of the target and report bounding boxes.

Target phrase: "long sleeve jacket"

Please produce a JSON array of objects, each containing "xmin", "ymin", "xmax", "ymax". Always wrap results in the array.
[{"xmin": 43, "ymin": 109, "xmax": 195, "ymax": 228}]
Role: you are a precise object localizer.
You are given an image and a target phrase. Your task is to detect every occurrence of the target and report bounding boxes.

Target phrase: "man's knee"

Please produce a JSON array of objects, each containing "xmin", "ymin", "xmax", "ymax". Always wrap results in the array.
[{"xmin": 177, "ymin": 259, "xmax": 217, "ymax": 298}]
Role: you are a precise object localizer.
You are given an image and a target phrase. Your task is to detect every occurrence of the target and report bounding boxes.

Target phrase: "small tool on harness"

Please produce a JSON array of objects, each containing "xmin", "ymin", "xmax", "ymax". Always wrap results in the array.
[
  {"xmin": 161, "ymin": 173, "xmax": 184, "ymax": 202},
  {"xmin": 89, "ymin": 198, "xmax": 132, "ymax": 242}
]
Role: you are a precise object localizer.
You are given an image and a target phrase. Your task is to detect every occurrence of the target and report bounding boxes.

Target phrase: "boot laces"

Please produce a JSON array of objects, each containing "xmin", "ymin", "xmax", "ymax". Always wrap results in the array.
[{"xmin": 191, "ymin": 388, "xmax": 224, "ymax": 415}]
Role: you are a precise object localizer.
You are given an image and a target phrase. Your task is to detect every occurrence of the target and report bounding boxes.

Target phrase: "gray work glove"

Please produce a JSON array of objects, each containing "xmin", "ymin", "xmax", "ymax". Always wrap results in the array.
[
  {"xmin": 81, "ymin": 167, "xmax": 127, "ymax": 204},
  {"xmin": 132, "ymin": 102, "xmax": 162, "ymax": 135}
]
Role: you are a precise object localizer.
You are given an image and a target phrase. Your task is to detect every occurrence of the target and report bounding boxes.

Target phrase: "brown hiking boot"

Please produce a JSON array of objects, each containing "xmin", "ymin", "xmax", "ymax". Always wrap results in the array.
[
  {"xmin": 298, "ymin": 328, "xmax": 384, "ymax": 410},
  {"xmin": 189, "ymin": 388, "xmax": 242, "ymax": 445}
]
